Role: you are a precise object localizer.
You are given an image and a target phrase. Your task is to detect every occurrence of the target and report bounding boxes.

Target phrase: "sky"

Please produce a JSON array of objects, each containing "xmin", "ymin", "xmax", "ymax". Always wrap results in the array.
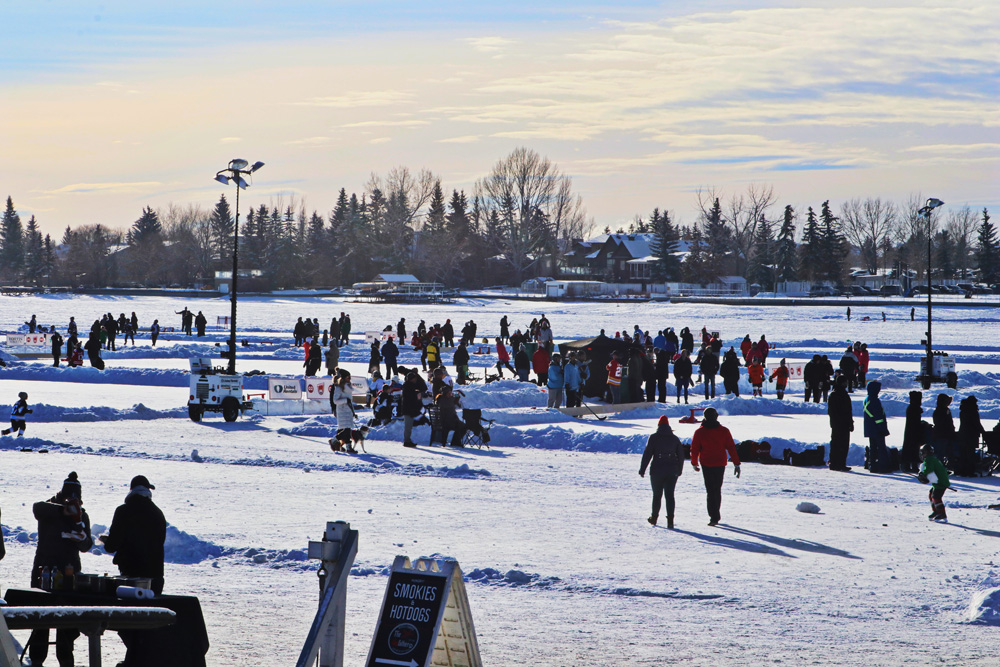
[{"xmin": 1, "ymin": 0, "xmax": 997, "ymax": 238}]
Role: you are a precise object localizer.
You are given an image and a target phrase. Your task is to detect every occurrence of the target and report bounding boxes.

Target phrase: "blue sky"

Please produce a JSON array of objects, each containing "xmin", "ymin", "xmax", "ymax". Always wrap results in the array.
[{"xmin": 2, "ymin": 1, "xmax": 997, "ymax": 236}]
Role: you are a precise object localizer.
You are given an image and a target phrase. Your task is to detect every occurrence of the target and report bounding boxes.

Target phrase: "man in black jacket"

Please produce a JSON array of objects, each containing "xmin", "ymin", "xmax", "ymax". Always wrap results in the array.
[
  {"xmin": 51, "ymin": 331, "xmax": 64, "ymax": 367},
  {"xmin": 639, "ymin": 416, "xmax": 684, "ymax": 528},
  {"xmin": 101, "ymin": 475, "xmax": 167, "ymax": 666},
  {"xmin": 29, "ymin": 472, "xmax": 93, "ymax": 667},
  {"xmin": 441, "ymin": 319, "xmax": 455, "ymax": 348},
  {"xmin": 453, "ymin": 342, "xmax": 470, "ymax": 385},
  {"xmin": 381, "ymin": 337, "xmax": 399, "ymax": 378},
  {"xmin": 828, "ymin": 376, "xmax": 854, "ymax": 471},
  {"xmin": 101, "ymin": 475, "xmax": 166, "ymax": 593},
  {"xmin": 401, "ymin": 372, "xmax": 428, "ymax": 447}
]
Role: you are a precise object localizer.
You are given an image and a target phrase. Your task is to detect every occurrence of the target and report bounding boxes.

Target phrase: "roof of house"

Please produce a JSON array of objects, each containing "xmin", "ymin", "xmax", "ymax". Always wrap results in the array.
[{"xmin": 373, "ymin": 274, "xmax": 419, "ymax": 283}]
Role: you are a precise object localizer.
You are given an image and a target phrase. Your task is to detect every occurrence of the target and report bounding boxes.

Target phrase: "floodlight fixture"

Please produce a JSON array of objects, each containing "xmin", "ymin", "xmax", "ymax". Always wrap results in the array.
[
  {"xmin": 214, "ymin": 174, "xmax": 230, "ymax": 185},
  {"xmin": 250, "ymin": 161, "xmax": 265, "ymax": 172},
  {"xmin": 229, "ymin": 158, "xmax": 249, "ymax": 170},
  {"xmin": 236, "ymin": 176, "xmax": 249, "ymax": 190}
]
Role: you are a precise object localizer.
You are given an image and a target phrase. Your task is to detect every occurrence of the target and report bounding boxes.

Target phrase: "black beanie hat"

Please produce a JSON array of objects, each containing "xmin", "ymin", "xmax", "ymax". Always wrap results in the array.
[{"xmin": 60, "ymin": 471, "xmax": 82, "ymax": 499}]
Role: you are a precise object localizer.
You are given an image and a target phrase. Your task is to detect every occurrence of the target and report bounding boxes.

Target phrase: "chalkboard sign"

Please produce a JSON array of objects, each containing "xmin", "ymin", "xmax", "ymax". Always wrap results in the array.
[{"xmin": 366, "ymin": 557, "xmax": 482, "ymax": 667}]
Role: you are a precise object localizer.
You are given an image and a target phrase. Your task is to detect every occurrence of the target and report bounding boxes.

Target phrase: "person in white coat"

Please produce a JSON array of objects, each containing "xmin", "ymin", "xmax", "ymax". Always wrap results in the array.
[{"xmin": 329, "ymin": 370, "xmax": 356, "ymax": 452}]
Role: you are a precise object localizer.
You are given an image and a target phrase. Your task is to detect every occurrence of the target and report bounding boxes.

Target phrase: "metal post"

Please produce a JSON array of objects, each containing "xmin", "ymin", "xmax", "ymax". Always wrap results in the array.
[
  {"xmin": 229, "ymin": 184, "xmax": 240, "ymax": 375},
  {"xmin": 297, "ymin": 522, "xmax": 358, "ymax": 667},
  {"xmin": 926, "ymin": 209, "xmax": 932, "ymax": 389}
]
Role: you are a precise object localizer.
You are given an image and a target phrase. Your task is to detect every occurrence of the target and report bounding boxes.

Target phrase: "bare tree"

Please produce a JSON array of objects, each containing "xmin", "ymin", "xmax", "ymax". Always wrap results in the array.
[
  {"xmin": 475, "ymin": 147, "xmax": 590, "ymax": 282},
  {"xmin": 702, "ymin": 184, "xmax": 777, "ymax": 277},
  {"xmin": 366, "ymin": 166, "xmax": 437, "ymax": 228},
  {"xmin": 841, "ymin": 197, "xmax": 897, "ymax": 274},
  {"xmin": 946, "ymin": 206, "xmax": 978, "ymax": 280},
  {"xmin": 160, "ymin": 203, "xmax": 214, "ymax": 284}
]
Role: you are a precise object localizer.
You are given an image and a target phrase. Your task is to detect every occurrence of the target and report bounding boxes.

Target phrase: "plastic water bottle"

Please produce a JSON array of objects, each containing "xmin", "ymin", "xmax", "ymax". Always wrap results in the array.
[{"xmin": 40, "ymin": 566, "xmax": 51, "ymax": 590}]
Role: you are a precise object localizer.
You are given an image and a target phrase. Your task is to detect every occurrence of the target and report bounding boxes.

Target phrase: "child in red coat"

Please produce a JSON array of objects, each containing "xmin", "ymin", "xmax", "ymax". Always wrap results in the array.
[
  {"xmin": 769, "ymin": 358, "xmax": 790, "ymax": 400},
  {"xmin": 748, "ymin": 361, "xmax": 765, "ymax": 397}
]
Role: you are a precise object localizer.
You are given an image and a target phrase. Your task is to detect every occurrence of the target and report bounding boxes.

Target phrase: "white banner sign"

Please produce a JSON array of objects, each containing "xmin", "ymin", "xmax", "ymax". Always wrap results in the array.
[
  {"xmin": 304, "ymin": 377, "xmax": 369, "ymax": 401},
  {"xmin": 304, "ymin": 378, "xmax": 332, "ymax": 400},
  {"xmin": 268, "ymin": 378, "xmax": 303, "ymax": 400},
  {"xmin": 765, "ymin": 361, "xmax": 806, "ymax": 380},
  {"xmin": 5, "ymin": 333, "xmax": 50, "ymax": 347},
  {"xmin": 364, "ymin": 331, "xmax": 397, "ymax": 345}
]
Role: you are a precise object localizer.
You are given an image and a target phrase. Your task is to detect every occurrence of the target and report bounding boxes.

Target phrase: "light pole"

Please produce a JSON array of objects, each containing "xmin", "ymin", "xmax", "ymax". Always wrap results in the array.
[
  {"xmin": 214, "ymin": 159, "xmax": 264, "ymax": 374},
  {"xmin": 918, "ymin": 197, "xmax": 944, "ymax": 389}
]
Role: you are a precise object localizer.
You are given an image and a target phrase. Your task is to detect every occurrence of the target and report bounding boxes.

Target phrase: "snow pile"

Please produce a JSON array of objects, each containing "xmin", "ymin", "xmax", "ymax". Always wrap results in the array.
[
  {"xmin": 30, "ymin": 403, "xmax": 185, "ymax": 422},
  {"xmin": 966, "ymin": 572, "xmax": 1000, "ymax": 625},
  {"xmin": 459, "ymin": 380, "xmax": 548, "ymax": 409},
  {"xmin": 0, "ymin": 364, "xmax": 271, "ymax": 389},
  {"xmin": 796, "ymin": 501, "xmax": 821, "ymax": 514},
  {"xmin": 163, "ymin": 524, "xmax": 226, "ymax": 563}
]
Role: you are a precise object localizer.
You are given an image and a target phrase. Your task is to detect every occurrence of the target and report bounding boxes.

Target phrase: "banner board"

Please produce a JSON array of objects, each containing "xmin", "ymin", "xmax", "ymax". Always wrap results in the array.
[
  {"xmin": 305, "ymin": 377, "xmax": 369, "ymax": 402},
  {"xmin": 365, "ymin": 331, "xmax": 397, "ymax": 345},
  {"xmin": 5, "ymin": 333, "xmax": 49, "ymax": 347},
  {"xmin": 765, "ymin": 361, "xmax": 805, "ymax": 380},
  {"xmin": 269, "ymin": 378, "xmax": 303, "ymax": 400}
]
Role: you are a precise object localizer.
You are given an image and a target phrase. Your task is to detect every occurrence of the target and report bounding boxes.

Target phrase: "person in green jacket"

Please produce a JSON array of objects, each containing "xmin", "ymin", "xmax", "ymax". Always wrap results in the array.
[{"xmin": 917, "ymin": 443, "xmax": 950, "ymax": 522}]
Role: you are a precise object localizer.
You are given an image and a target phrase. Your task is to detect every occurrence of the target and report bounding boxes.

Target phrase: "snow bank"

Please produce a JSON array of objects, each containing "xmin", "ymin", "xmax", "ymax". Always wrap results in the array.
[
  {"xmin": 0, "ymin": 364, "xmax": 270, "ymax": 389},
  {"xmin": 29, "ymin": 403, "xmax": 185, "ymax": 422},
  {"xmin": 966, "ymin": 572, "xmax": 1000, "ymax": 625}
]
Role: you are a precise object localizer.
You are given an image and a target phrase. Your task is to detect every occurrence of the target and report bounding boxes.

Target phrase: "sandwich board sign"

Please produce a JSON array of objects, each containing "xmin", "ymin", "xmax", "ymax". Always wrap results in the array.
[{"xmin": 366, "ymin": 556, "xmax": 482, "ymax": 667}]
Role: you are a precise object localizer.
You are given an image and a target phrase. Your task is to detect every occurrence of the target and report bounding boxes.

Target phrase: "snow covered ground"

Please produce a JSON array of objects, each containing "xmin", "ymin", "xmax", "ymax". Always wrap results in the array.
[{"xmin": 2, "ymin": 293, "xmax": 1000, "ymax": 666}]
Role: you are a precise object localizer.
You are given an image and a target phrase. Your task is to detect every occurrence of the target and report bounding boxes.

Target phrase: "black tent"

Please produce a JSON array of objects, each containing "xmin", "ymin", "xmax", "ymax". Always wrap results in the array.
[{"xmin": 559, "ymin": 334, "xmax": 631, "ymax": 398}]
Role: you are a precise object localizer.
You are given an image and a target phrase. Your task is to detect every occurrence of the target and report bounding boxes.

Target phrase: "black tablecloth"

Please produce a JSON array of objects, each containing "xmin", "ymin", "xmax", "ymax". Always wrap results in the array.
[{"xmin": 3, "ymin": 588, "xmax": 209, "ymax": 667}]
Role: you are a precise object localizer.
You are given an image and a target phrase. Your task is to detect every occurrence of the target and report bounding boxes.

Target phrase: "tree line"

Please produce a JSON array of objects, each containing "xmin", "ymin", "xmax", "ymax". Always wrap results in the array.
[{"xmin": 1, "ymin": 148, "xmax": 996, "ymax": 289}]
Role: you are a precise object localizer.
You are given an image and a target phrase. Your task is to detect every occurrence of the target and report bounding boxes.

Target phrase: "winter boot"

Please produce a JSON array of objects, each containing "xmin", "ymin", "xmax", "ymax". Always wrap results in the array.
[
  {"xmin": 647, "ymin": 516, "xmax": 657, "ymax": 526},
  {"xmin": 667, "ymin": 516, "xmax": 674, "ymax": 529}
]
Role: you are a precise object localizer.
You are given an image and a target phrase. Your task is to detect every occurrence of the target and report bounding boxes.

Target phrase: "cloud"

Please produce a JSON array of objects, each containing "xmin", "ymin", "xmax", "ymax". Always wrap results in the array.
[
  {"xmin": 463, "ymin": 36, "xmax": 515, "ymax": 53},
  {"xmin": 219, "ymin": 137, "xmax": 243, "ymax": 143},
  {"xmin": 341, "ymin": 120, "xmax": 428, "ymax": 128},
  {"xmin": 292, "ymin": 90, "xmax": 413, "ymax": 108},
  {"xmin": 437, "ymin": 135, "xmax": 481, "ymax": 144},
  {"xmin": 35, "ymin": 182, "xmax": 161, "ymax": 195},
  {"xmin": 285, "ymin": 136, "xmax": 333, "ymax": 146},
  {"xmin": 369, "ymin": 137, "xmax": 391, "ymax": 144}
]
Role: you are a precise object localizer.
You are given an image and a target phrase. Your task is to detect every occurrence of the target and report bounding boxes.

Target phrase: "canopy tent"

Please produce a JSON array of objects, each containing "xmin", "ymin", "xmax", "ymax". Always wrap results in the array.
[{"xmin": 558, "ymin": 334, "xmax": 632, "ymax": 398}]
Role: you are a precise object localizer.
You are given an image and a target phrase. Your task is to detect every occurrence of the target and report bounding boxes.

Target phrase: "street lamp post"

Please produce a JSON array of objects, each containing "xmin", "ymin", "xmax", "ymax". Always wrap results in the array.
[
  {"xmin": 918, "ymin": 197, "xmax": 944, "ymax": 389},
  {"xmin": 214, "ymin": 159, "xmax": 264, "ymax": 374}
]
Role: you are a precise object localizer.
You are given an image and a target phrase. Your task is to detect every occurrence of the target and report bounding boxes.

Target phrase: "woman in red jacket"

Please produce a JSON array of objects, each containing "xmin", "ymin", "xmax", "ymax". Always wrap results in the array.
[{"xmin": 690, "ymin": 407, "xmax": 740, "ymax": 526}]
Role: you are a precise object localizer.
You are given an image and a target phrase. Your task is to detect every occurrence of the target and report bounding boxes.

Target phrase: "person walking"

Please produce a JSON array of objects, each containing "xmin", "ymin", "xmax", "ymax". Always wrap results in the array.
[
  {"xmin": 396, "ymin": 318, "xmax": 406, "ymax": 341},
  {"xmin": 304, "ymin": 338, "xmax": 323, "ymax": 376},
  {"xmin": 863, "ymin": 380, "xmax": 889, "ymax": 473},
  {"xmin": 910, "ymin": 307, "xmax": 915, "ymax": 321},
  {"xmin": 768, "ymin": 358, "xmax": 790, "ymax": 400},
  {"xmin": 546, "ymin": 354, "xmax": 565, "ymax": 408},
  {"xmin": 325, "ymin": 340, "xmax": 340, "ymax": 376},
  {"xmin": 494, "ymin": 338, "xmax": 515, "ymax": 378},
  {"xmin": 499, "ymin": 315, "xmax": 510, "ymax": 344},
  {"xmin": 425, "ymin": 338, "xmax": 440, "ymax": 372},
  {"xmin": 28, "ymin": 472, "xmax": 93, "ymax": 667},
  {"xmin": 441, "ymin": 319, "xmax": 455, "ymax": 348},
  {"xmin": 827, "ymin": 376, "xmax": 853, "ymax": 471},
  {"xmin": 673, "ymin": 350, "xmax": 692, "ymax": 404},
  {"xmin": 150, "ymin": 319, "xmax": 161, "ymax": 346},
  {"xmin": 2, "ymin": 391, "xmax": 32, "ymax": 438},
  {"xmin": 514, "ymin": 345, "xmax": 531, "ymax": 382},
  {"xmin": 329, "ymin": 370, "xmax": 357, "ymax": 452},
  {"xmin": 381, "ymin": 336, "xmax": 399, "ymax": 378},
  {"xmin": 340, "ymin": 314, "xmax": 352, "ymax": 346},
  {"xmin": 699, "ymin": 347, "xmax": 719, "ymax": 399},
  {"xmin": 639, "ymin": 416, "xmax": 684, "ymax": 528},
  {"xmin": 690, "ymin": 408, "xmax": 740, "ymax": 526}
]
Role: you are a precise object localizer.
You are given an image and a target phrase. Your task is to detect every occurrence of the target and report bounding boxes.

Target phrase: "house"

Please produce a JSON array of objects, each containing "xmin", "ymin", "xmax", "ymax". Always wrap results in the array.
[{"xmin": 561, "ymin": 233, "xmax": 689, "ymax": 283}]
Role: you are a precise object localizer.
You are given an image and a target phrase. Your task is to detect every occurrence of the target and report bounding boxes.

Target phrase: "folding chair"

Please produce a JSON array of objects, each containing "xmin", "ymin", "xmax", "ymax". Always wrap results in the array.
[
  {"xmin": 461, "ymin": 409, "xmax": 494, "ymax": 449},
  {"xmin": 427, "ymin": 405, "xmax": 448, "ymax": 446}
]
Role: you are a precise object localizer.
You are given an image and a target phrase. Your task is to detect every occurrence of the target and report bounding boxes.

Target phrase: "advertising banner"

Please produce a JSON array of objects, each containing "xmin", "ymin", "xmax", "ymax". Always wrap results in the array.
[{"xmin": 268, "ymin": 378, "xmax": 303, "ymax": 400}]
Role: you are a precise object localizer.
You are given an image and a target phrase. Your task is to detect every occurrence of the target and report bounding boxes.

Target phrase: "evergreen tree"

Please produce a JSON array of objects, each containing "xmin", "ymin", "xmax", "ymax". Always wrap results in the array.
[
  {"xmin": 798, "ymin": 207, "xmax": 822, "ymax": 282},
  {"xmin": 0, "ymin": 196, "xmax": 24, "ymax": 280},
  {"xmin": 127, "ymin": 206, "xmax": 163, "ymax": 246},
  {"xmin": 682, "ymin": 226, "xmax": 710, "ymax": 285},
  {"xmin": 935, "ymin": 230, "xmax": 954, "ymax": 279},
  {"xmin": 775, "ymin": 205, "xmax": 798, "ymax": 283},
  {"xmin": 209, "ymin": 194, "xmax": 234, "ymax": 264},
  {"xmin": 446, "ymin": 190, "xmax": 471, "ymax": 239},
  {"xmin": 702, "ymin": 198, "xmax": 731, "ymax": 281},
  {"xmin": 22, "ymin": 215, "xmax": 45, "ymax": 285},
  {"xmin": 127, "ymin": 207, "xmax": 164, "ymax": 284},
  {"xmin": 42, "ymin": 234, "xmax": 54, "ymax": 285},
  {"xmin": 748, "ymin": 215, "xmax": 776, "ymax": 289},
  {"xmin": 818, "ymin": 200, "xmax": 847, "ymax": 285},
  {"xmin": 425, "ymin": 181, "xmax": 446, "ymax": 234},
  {"xmin": 649, "ymin": 207, "xmax": 680, "ymax": 281},
  {"xmin": 976, "ymin": 208, "xmax": 999, "ymax": 285}
]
